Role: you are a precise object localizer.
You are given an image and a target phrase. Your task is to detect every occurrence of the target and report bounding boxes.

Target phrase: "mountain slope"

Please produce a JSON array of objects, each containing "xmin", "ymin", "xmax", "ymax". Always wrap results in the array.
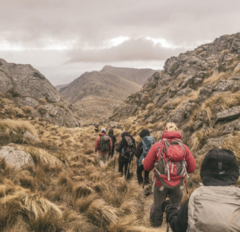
[
  {"xmin": 60, "ymin": 66, "xmax": 156, "ymax": 124},
  {"xmin": 110, "ymin": 33, "xmax": 240, "ymax": 158},
  {"xmin": 0, "ymin": 59, "xmax": 80, "ymax": 127}
]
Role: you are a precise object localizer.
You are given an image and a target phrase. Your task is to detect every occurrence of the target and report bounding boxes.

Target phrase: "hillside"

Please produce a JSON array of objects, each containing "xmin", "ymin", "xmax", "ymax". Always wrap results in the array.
[
  {"xmin": 60, "ymin": 66, "xmax": 156, "ymax": 125},
  {"xmin": 0, "ymin": 91, "xmax": 165, "ymax": 232},
  {"xmin": 0, "ymin": 59, "xmax": 80, "ymax": 127},
  {"xmin": 110, "ymin": 32, "xmax": 240, "ymax": 168}
]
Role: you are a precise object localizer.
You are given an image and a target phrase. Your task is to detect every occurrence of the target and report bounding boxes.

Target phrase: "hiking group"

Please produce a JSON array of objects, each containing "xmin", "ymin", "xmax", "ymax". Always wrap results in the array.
[{"xmin": 94, "ymin": 123, "xmax": 240, "ymax": 232}]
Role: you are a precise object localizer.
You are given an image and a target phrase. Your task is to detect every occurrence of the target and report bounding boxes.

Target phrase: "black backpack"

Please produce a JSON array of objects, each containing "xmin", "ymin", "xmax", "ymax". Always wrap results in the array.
[{"xmin": 121, "ymin": 136, "xmax": 135, "ymax": 160}]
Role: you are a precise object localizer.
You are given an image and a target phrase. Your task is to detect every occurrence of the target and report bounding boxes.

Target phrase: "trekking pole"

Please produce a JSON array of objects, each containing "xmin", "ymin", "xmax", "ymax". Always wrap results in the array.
[
  {"xmin": 166, "ymin": 223, "xmax": 170, "ymax": 232},
  {"xmin": 142, "ymin": 169, "xmax": 145, "ymax": 205}
]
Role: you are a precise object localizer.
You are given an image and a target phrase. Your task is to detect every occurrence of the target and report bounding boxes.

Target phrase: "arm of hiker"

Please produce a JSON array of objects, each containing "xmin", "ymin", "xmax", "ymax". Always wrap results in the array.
[
  {"xmin": 185, "ymin": 146, "xmax": 196, "ymax": 173},
  {"xmin": 135, "ymin": 141, "xmax": 143, "ymax": 158},
  {"xmin": 143, "ymin": 143, "xmax": 158, "ymax": 171},
  {"xmin": 165, "ymin": 199, "xmax": 189, "ymax": 232}
]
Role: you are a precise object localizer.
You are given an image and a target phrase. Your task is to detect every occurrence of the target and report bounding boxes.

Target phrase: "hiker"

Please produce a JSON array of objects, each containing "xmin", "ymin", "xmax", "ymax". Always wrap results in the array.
[
  {"xmin": 162, "ymin": 148, "xmax": 240, "ymax": 232},
  {"xmin": 94, "ymin": 124, "xmax": 100, "ymax": 132},
  {"xmin": 135, "ymin": 129, "xmax": 155, "ymax": 185},
  {"xmin": 94, "ymin": 128, "xmax": 112, "ymax": 167},
  {"xmin": 116, "ymin": 131, "xmax": 136, "ymax": 178},
  {"xmin": 108, "ymin": 128, "xmax": 116, "ymax": 158},
  {"xmin": 143, "ymin": 122, "xmax": 195, "ymax": 227}
]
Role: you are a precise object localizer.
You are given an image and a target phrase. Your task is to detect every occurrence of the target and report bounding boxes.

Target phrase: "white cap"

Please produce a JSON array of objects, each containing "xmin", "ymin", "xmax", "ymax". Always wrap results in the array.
[{"xmin": 101, "ymin": 127, "xmax": 106, "ymax": 133}]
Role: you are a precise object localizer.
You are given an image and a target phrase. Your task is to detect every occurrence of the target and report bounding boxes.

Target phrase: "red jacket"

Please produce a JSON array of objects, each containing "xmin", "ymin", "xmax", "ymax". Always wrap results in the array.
[
  {"xmin": 143, "ymin": 131, "xmax": 196, "ymax": 187},
  {"xmin": 95, "ymin": 133, "xmax": 113, "ymax": 154}
]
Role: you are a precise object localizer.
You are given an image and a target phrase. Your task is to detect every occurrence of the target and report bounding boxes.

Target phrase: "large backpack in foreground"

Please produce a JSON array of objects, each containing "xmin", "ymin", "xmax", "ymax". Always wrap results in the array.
[
  {"xmin": 100, "ymin": 135, "xmax": 110, "ymax": 152},
  {"xmin": 154, "ymin": 138, "xmax": 188, "ymax": 189},
  {"xmin": 138, "ymin": 136, "xmax": 155, "ymax": 166},
  {"xmin": 187, "ymin": 186, "xmax": 240, "ymax": 232}
]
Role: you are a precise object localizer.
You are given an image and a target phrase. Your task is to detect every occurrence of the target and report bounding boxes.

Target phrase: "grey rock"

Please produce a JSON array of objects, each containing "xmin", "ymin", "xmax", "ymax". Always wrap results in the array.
[
  {"xmin": 0, "ymin": 59, "xmax": 80, "ymax": 127},
  {"xmin": 197, "ymin": 136, "xmax": 229, "ymax": 157},
  {"xmin": 108, "ymin": 121, "xmax": 119, "ymax": 128},
  {"xmin": 213, "ymin": 80, "xmax": 235, "ymax": 92},
  {"xmin": 23, "ymin": 131, "xmax": 38, "ymax": 143},
  {"xmin": 34, "ymin": 104, "xmax": 80, "ymax": 127},
  {"xmin": 193, "ymin": 120, "xmax": 203, "ymax": 131},
  {"xmin": 199, "ymin": 84, "xmax": 213, "ymax": 101},
  {"xmin": 175, "ymin": 87, "xmax": 193, "ymax": 98},
  {"xmin": 0, "ymin": 145, "xmax": 34, "ymax": 169},
  {"xmin": 17, "ymin": 97, "xmax": 39, "ymax": 107},
  {"xmin": 168, "ymin": 108, "xmax": 185, "ymax": 123},
  {"xmin": 217, "ymin": 106, "xmax": 240, "ymax": 122}
]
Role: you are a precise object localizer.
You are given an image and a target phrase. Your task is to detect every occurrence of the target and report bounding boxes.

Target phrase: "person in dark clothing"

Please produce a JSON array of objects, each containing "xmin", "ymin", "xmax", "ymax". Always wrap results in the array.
[
  {"xmin": 162, "ymin": 148, "xmax": 240, "ymax": 232},
  {"xmin": 116, "ymin": 131, "xmax": 136, "ymax": 178},
  {"xmin": 108, "ymin": 128, "xmax": 116, "ymax": 158},
  {"xmin": 135, "ymin": 129, "xmax": 151, "ymax": 184}
]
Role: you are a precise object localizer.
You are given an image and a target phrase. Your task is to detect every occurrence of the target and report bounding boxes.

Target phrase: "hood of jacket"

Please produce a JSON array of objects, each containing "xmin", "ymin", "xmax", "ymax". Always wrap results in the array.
[{"xmin": 161, "ymin": 131, "xmax": 182, "ymax": 140}]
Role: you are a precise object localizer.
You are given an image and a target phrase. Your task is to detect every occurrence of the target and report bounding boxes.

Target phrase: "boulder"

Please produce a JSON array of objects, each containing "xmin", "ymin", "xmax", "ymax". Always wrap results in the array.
[
  {"xmin": 199, "ymin": 84, "xmax": 213, "ymax": 101},
  {"xmin": 0, "ymin": 146, "xmax": 34, "ymax": 169},
  {"xmin": 216, "ymin": 106, "xmax": 240, "ymax": 122},
  {"xmin": 108, "ymin": 121, "xmax": 119, "ymax": 128},
  {"xmin": 213, "ymin": 80, "xmax": 235, "ymax": 92}
]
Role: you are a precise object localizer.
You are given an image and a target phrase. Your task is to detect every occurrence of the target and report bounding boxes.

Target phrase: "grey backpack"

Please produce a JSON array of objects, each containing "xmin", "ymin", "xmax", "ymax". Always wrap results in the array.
[{"xmin": 187, "ymin": 186, "xmax": 240, "ymax": 232}]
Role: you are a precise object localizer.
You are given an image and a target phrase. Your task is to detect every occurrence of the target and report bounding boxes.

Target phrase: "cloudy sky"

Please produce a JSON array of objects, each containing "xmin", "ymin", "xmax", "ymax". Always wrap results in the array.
[{"xmin": 0, "ymin": 0, "xmax": 240, "ymax": 85}]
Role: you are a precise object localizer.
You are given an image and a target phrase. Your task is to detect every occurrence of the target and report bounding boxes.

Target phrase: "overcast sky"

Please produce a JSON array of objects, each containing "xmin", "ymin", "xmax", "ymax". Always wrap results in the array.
[{"xmin": 0, "ymin": 0, "xmax": 240, "ymax": 85}]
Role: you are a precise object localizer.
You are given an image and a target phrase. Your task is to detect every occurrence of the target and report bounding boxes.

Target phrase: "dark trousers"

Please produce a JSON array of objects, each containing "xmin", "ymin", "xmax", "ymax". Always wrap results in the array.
[
  {"xmin": 137, "ymin": 165, "xmax": 149, "ymax": 184},
  {"xmin": 118, "ymin": 161, "xmax": 129, "ymax": 178},
  {"xmin": 150, "ymin": 185, "xmax": 183, "ymax": 227},
  {"xmin": 109, "ymin": 146, "xmax": 115, "ymax": 158}
]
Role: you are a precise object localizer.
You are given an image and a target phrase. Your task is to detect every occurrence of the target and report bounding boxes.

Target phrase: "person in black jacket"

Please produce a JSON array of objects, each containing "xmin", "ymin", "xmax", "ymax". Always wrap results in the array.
[
  {"xmin": 116, "ymin": 131, "xmax": 136, "ymax": 178},
  {"xmin": 135, "ymin": 129, "xmax": 150, "ymax": 184},
  {"xmin": 161, "ymin": 148, "xmax": 240, "ymax": 232},
  {"xmin": 108, "ymin": 128, "xmax": 116, "ymax": 158}
]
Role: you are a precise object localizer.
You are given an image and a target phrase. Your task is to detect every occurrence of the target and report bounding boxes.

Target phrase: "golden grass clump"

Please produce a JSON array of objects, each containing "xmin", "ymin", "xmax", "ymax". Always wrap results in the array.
[
  {"xmin": 86, "ymin": 198, "xmax": 119, "ymax": 229},
  {"xmin": 0, "ymin": 119, "xmax": 38, "ymax": 145},
  {"xmin": 0, "ymin": 187, "xmax": 62, "ymax": 227},
  {"xmin": 21, "ymin": 146, "xmax": 64, "ymax": 168},
  {"xmin": 221, "ymin": 132, "xmax": 240, "ymax": 165},
  {"xmin": 73, "ymin": 183, "xmax": 94, "ymax": 199}
]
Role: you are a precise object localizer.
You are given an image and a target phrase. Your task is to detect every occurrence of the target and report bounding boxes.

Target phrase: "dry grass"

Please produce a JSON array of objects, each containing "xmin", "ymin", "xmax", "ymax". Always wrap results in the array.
[
  {"xmin": 0, "ymin": 119, "xmax": 38, "ymax": 145},
  {"xmin": 203, "ymin": 72, "xmax": 227, "ymax": 85}
]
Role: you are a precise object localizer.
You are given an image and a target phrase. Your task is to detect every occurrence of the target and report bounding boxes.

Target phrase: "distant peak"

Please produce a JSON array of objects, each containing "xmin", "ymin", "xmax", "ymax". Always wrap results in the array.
[{"xmin": 101, "ymin": 65, "xmax": 113, "ymax": 71}]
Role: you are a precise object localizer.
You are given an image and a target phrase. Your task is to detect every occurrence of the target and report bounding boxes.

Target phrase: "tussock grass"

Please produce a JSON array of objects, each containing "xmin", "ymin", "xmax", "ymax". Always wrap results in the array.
[
  {"xmin": 86, "ymin": 198, "xmax": 119, "ymax": 229},
  {"xmin": 0, "ymin": 119, "xmax": 37, "ymax": 145},
  {"xmin": 73, "ymin": 183, "xmax": 94, "ymax": 199},
  {"xmin": 21, "ymin": 146, "xmax": 64, "ymax": 168},
  {"xmin": 221, "ymin": 132, "xmax": 240, "ymax": 165}
]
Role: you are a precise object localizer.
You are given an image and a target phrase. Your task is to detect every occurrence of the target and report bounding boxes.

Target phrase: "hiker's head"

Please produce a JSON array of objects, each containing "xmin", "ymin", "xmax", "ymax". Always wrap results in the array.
[
  {"xmin": 108, "ymin": 128, "xmax": 114, "ymax": 135},
  {"xmin": 140, "ymin": 129, "xmax": 150, "ymax": 138},
  {"xmin": 200, "ymin": 148, "xmax": 239, "ymax": 186},
  {"xmin": 121, "ymin": 131, "xmax": 130, "ymax": 138},
  {"xmin": 164, "ymin": 122, "xmax": 178, "ymax": 132},
  {"xmin": 101, "ymin": 128, "xmax": 106, "ymax": 133}
]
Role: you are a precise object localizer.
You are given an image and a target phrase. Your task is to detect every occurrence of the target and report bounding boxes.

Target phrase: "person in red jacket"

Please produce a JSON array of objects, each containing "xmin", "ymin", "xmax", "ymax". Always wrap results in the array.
[
  {"xmin": 95, "ymin": 128, "xmax": 112, "ymax": 167},
  {"xmin": 143, "ymin": 122, "xmax": 195, "ymax": 227}
]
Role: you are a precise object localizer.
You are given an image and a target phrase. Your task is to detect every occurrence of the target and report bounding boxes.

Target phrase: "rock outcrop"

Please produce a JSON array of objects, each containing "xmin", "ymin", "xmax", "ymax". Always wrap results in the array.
[
  {"xmin": 110, "ymin": 33, "xmax": 240, "ymax": 155},
  {"xmin": 0, "ymin": 59, "xmax": 80, "ymax": 127},
  {"xmin": 0, "ymin": 145, "xmax": 34, "ymax": 169}
]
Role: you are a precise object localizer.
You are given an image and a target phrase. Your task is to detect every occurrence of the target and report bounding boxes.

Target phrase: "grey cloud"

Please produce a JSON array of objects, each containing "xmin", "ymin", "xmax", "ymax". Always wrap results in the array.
[{"xmin": 67, "ymin": 38, "xmax": 186, "ymax": 63}]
